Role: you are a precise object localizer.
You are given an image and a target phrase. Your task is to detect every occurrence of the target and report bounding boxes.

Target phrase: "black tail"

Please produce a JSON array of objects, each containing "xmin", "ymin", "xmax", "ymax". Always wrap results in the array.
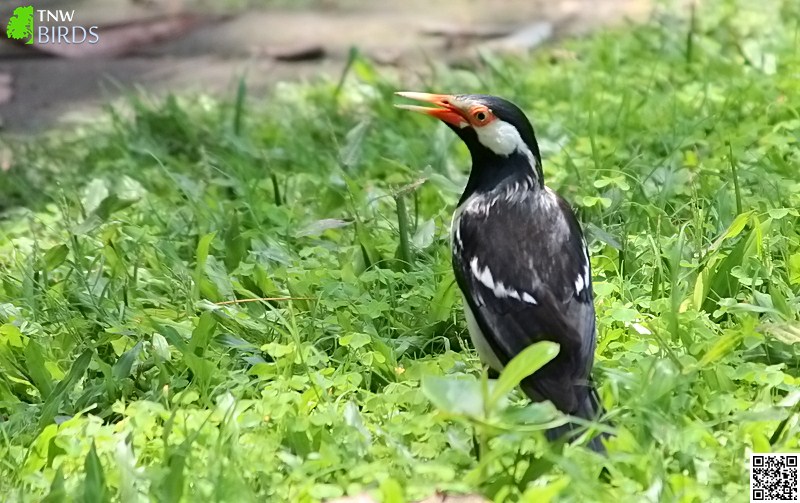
[{"xmin": 545, "ymin": 385, "xmax": 610, "ymax": 453}]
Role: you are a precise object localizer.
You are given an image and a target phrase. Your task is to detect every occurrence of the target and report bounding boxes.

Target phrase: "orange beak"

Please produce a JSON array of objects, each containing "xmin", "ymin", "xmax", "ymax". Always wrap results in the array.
[{"xmin": 394, "ymin": 91, "xmax": 469, "ymax": 128}]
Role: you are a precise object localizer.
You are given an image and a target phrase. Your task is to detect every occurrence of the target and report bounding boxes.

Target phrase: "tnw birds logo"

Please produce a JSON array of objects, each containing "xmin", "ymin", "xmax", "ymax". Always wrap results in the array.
[
  {"xmin": 4, "ymin": 5, "xmax": 100, "ymax": 45},
  {"xmin": 6, "ymin": 5, "xmax": 34, "ymax": 45}
]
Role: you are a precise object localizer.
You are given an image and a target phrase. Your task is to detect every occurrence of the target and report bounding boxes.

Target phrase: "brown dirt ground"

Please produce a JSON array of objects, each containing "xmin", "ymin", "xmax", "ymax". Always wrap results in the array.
[{"xmin": 0, "ymin": 0, "xmax": 661, "ymax": 134}]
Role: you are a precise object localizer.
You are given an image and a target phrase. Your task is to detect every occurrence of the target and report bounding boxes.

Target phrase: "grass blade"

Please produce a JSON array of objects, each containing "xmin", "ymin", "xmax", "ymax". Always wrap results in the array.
[
  {"xmin": 38, "ymin": 350, "xmax": 92, "ymax": 430},
  {"xmin": 83, "ymin": 442, "xmax": 109, "ymax": 503}
]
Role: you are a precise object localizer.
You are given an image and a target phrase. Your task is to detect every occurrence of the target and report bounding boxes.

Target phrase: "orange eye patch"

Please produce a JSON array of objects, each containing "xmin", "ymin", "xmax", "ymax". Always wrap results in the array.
[{"xmin": 469, "ymin": 106, "xmax": 494, "ymax": 126}]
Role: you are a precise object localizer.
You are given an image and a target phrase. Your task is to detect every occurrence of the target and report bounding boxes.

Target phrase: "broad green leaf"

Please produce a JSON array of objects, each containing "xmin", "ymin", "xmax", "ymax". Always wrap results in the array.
[
  {"xmin": 697, "ymin": 330, "xmax": 742, "ymax": 368},
  {"xmin": 421, "ymin": 375, "xmax": 485, "ymax": 418},
  {"xmin": 184, "ymin": 353, "xmax": 215, "ymax": 386},
  {"xmin": 261, "ymin": 342, "xmax": 294, "ymax": 358},
  {"xmin": 0, "ymin": 323, "xmax": 24, "ymax": 348},
  {"xmin": 518, "ymin": 456, "xmax": 557, "ymax": 489},
  {"xmin": 490, "ymin": 341, "xmax": 560, "ymax": 406},
  {"xmin": 295, "ymin": 218, "xmax": 351, "ymax": 238},
  {"xmin": 24, "ymin": 340, "xmax": 53, "ymax": 399},
  {"xmin": 151, "ymin": 333, "xmax": 171, "ymax": 362},
  {"xmin": 693, "ymin": 265, "xmax": 709, "ymax": 310},
  {"xmin": 189, "ymin": 311, "xmax": 217, "ymax": 356},
  {"xmin": 608, "ymin": 306, "xmax": 639, "ymax": 323},
  {"xmin": 339, "ymin": 332, "xmax": 370, "ymax": 349},
  {"xmin": 788, "ymin": 253, "xmax": 800, "ymax": 285},
  {"xmin": 74, "ymin": 194, "xmax": 139, "ymax": 235},
  {"xmin": 343, "ymin": 400, "xmax": 371, "ymax": 443},
  {"xmin": 43, "ymin": 244, "xmax": 69, "ymax": 271},
  {"xmin": 380, "ymin": 478, "xmax": 405, "ymax": 503},
  {"xmin": 521, "ymin": 475, "xmax": 570, "ymax": 502},
  {"xmin": 708, "ymin": 211, "xmax": 753, "ymax": 253},
  {"xmin": 339, "ymin": 120, "xmax": 371, "ymax": 170},
  {"xmin": 702, "ymin": 232, "xmax": 750, "ymax": 314},
  {"xmin": 769, "ymin": 283, "xmax": 793, "ymax": 319},
  {"xmin": 736, "ymin": 407, "xmax": 789, "ymax": 422},
  {"xmin": 767, "ymin": 208, "xmax": 791, "ymax": 219},
  {"xmin": 82, "ymin": 178, "xmax": 109, "ymax": 214},
  {"xmin": 151, "ymin": 323, "xmax": 188, "ymax": 353},
  {"xmin": 112, "ymin": 342, "xmax": 142, "ymax": 380},
  {"xmin": 778, "ymin": 390, "xmax": 800, "ymax": 408},
  {"xmin": 411, "ymin": 219, "xmax": 436, "ymax": 250},
  {"xmin": 310, "ymin": 484, "xmax": 344, "ymax": 500},
  {"xmin": 92, "ymin": 194, "xmax": 135, "ymax": 224},
  {"xmin": 353, "ymin": 221, "xmax": 379, "ymax": 270},
  {"xmin": 46, "ymin": 435, "xmax": 66, "ymax": 468},
  {"xmin": 195, "ymin": 232, "xmax": 216, "ymax": 278},
  {"xmin": 24, "ymin": 423, "xmax": 57, "ymax": 473},
  {"xmin": 194, "ymin": 232, "xmax": 218, "ymax": 300},
  {"xmin": 83, "ymin": 442, "xmax": 109, "ymax": 503},
  {"xmin": 497, "ymin": 401, "xmax": 561, "ymax": 427},
  {"xmin": 751, "ymin": 431, "xmax": 772, "ymax": 453},
  {"xmin": 426, "ymin": 172, "xmax": 464, "ymax": 195},
  {"xmin": 648, "ymin": 359, "xmax": 679, "ymax": 399},
  {"xmin": 154, "ymin": 451, "xmax": 186, "ymax": 503},
  {"xmin": 352, "ymin": 53, "xmax": 377, "ymax": 83},
  {"xmin": 41, "ymin": 467, "xmax": 66, "ymax": 503},
  {"xmin": 584, "ymin": 222, "xmax": 622, "ymax": 250},
  {"xmin": 116, "ymin": 438, "xmax": 141, "ymax": 503}
]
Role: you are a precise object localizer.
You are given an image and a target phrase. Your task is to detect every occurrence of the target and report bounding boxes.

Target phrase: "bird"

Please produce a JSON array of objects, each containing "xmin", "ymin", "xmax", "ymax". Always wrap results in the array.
[{"xmin": 395, "ymin": 92, "xmax": 608, "ymax": 452}]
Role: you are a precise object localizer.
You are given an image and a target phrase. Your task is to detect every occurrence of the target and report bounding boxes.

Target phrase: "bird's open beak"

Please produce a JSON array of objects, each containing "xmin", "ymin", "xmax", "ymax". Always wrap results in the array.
[{"xmin": 394, "ymin": 92, "xmax": 469, "ymax": 128}]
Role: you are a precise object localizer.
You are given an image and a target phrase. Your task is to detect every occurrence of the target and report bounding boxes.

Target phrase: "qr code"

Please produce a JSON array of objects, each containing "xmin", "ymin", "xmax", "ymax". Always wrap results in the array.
[{"xmin": 751, "ymin": 454, "xmax": 799, "ymax": 502}]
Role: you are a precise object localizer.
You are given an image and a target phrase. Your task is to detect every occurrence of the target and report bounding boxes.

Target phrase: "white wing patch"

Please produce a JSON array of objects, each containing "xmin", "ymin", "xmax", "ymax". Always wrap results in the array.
[
  {"xmin": 493, "ymin": 282, "xmax": 520, "ymax": 301},
  {"xmin": 574, "ymin": 272, "xmax": 585, "ymax": 295},
  {"xmin": 574, "ymin": 243, "xmax": 591, "ymax": 297},
  {"xmin": 470, "ymin": 256, "xmax": 495, "ymax": 290},
  {"xmin": 469, "ymin": 257, "xmax": 537, "ymax": 305}
]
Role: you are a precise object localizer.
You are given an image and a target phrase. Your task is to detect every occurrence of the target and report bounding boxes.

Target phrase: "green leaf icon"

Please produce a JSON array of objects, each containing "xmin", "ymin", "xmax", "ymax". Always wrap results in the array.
[{"xmin": 6, "ymin": 5, "xmax": 34, "ymax": 44}]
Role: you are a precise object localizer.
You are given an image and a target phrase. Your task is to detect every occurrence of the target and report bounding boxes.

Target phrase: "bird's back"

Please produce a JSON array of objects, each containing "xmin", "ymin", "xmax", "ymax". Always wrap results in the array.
[{"xmin": 452, "ymin": 176, "xmax": 597, "ymax": 415}]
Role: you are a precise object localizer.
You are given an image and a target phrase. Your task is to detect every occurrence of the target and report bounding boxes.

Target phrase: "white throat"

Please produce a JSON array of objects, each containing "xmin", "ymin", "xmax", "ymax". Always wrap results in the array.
[{"xmin": 472, "ymin": 119, "xmax": 540, "ymax": 181}]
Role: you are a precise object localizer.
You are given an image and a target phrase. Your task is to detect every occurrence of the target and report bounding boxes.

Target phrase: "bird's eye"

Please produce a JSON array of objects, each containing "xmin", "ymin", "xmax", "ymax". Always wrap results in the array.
[{"xmin": 475, "ymin": 111, "xmax": 486, "ymax": 121}]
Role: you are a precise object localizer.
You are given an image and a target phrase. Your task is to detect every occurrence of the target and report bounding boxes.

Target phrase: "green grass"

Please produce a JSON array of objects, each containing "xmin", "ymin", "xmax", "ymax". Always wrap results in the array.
[{"xmin": 1, "ymin": 0, "xmax": 799, "ymax": 501}]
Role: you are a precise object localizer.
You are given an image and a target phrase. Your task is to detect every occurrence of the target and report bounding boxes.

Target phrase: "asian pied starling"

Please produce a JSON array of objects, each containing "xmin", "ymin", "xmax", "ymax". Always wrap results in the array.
[{"xmin": 396, "ymin": 92, "xmax": 607, "ymax": 452}]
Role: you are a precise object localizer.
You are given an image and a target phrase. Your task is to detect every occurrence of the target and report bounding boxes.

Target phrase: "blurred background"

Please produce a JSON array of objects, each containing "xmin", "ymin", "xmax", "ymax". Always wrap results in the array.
[{"xmin": 0, "ymin": 0, "xmax": 656, "ymax": 134}]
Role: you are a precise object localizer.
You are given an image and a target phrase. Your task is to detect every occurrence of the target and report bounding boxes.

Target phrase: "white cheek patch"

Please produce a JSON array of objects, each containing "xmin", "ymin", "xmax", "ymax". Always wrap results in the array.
[{"xmin": 474, "ymin": 119, "xmax": 527, "ymax": 157}]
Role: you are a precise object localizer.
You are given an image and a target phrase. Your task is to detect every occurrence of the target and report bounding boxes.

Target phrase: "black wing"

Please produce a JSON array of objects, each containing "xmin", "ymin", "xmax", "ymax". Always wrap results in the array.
[{"xmin": 453, "ymin": 189, "xmax": 596, "ymax": 414}]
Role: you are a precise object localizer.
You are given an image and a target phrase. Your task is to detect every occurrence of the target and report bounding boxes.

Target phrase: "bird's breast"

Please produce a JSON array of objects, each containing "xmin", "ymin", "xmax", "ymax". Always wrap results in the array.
[{"xmin": 460, "ymin": 293, "xmax": 504, "ymax": 371}]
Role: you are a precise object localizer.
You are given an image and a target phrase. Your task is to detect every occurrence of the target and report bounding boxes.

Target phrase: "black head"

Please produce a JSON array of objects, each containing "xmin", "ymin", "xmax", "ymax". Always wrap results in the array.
[
  {"xmin": 446, "ymin": 94, "xmax": 540, "ymax": 161},
  {"xmin": 396, "ymin": 92, "xmax": 544, "ymax": 194}
]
